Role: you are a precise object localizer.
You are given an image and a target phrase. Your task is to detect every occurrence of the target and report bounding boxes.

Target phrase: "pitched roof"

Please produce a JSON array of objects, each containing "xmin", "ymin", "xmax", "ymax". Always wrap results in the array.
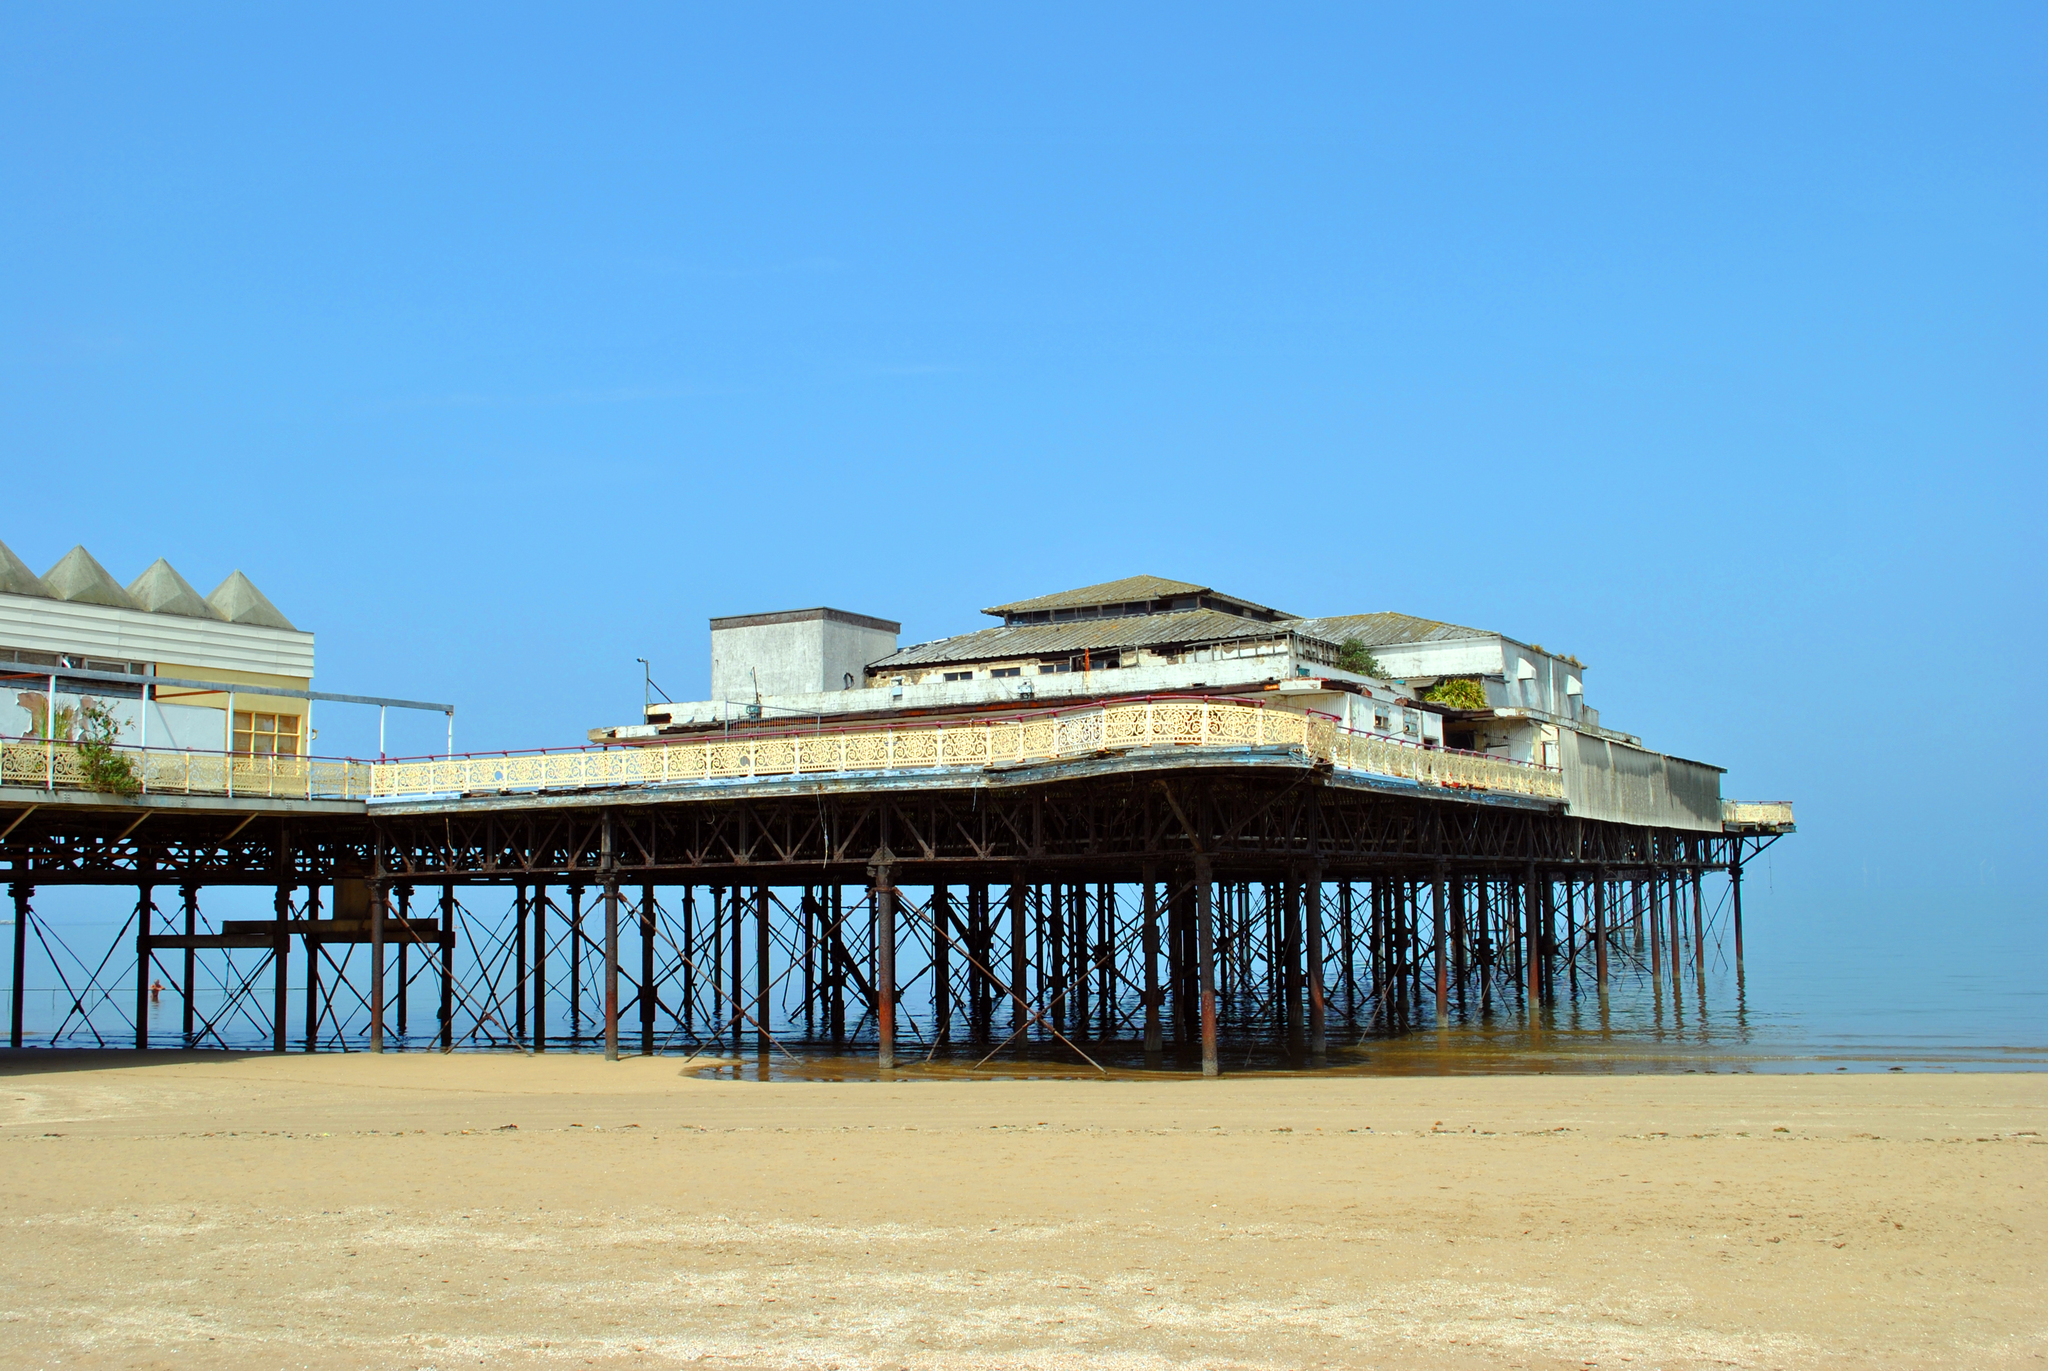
[
  {"xmin": 982, "ymin": 575, "xmax": 1211, "ymax": 616},
  {"xmin": 207, "ymin": 570, "xmax": 296, "ymax": 630},
  {"xmin": 127, "ymin": 558, "xmax": 223, "ymax": 620},
  {"xmin": 1288, "ymin": 611, "xmax": 1493, "ymax": 647},
  {"xmin": 870, "ymin": 607, "xmax": 1308, "ymax": 670},
  {"xmin": 41, "ymin": 546, "xmax": 138, "ymax": 609},
  {"xmin": 0, "ymin": 538, "xmax": 49, "ymax": 598}
]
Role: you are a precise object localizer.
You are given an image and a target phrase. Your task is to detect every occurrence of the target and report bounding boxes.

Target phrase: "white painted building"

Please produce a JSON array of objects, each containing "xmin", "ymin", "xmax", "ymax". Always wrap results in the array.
[{"xmin": 0, "ymin": 539, "xmax": 314, "ymax": 755}]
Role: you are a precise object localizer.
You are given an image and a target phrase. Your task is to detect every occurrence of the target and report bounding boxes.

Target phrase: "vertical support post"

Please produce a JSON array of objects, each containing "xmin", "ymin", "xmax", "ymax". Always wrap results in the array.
[
  {"xmin": 11, "ymin": 884, "xmax": 30, "ymax": 1048},
  {"xmin": 439, "ymin": 883, "xmax": 454, "ymax": 1051},
  {"xmin": 1339, "ymin": 881, "xmax": 1356, "ymax": 1015},
  {"xmin": 874, "ymin": 870, "xmax": 896, "ymax": 1070},
  {"xmin": 642, "ymin": 883, "xmax": 657, "ymax": 1055},
  {"xmin": 802, "ymin": 886, "xmax": 816, "ymax": 1038},
  {"xmin": 533, "ymin": 883, "xmax": 548, "ymax": 1052},
  {"xmin": 603, "ymin": 815, "xmax": 620, "ymax": 1063},
  {"xmin": 1008, "ymin": 877, "xmax": 1027, "ymax": 1041},
  {"xmin": 368, "ymin": 877, "xmax": 386, "ymax": 1053},
  {"xmin": 1432, "ymin": 862, "xmax": 1448, "ymax": 1023},
  {"xmin": 135, "ymin": 882, "xmax": 153, "ymax": 1050},
  {"xmin": 569, "ymin": 885, "xmax": 585, "ymax": 1038},
  {"xmin": 396, "ymin": 885, "xmax": 411, "ymax": 1039},
  {"xmin": 932, "ymin": 882, "xmax": 951, "ymax": 1048},
  {"xmin": 304, "ymin": 881, "xmax": 321, "ymax": 1052},
  {"xmin": 1691, "ymin": 868, "xmax": 1706, "ymax": 978},
  {"xmin": 1524, "ymin": 863, "xmax": 1541, "ymax": 1012},
  {"xmin": 1141, "ymin": 866, "xmax": 1161, "ymax": 1062},
  {"xmin": 730, "ymin": 883, "xmax": 744, "ymax": 1047},
  {"xmin": 679, "ymin": 884, "xmax": 693, "ymax": 1038},
  {"xmin": 1477, "ymin": 878, "xmax": 1493, "ymax": 1013},
  {"xmin": 1730, "ymin": 858, "xmax": 1745, "ymax": 970},
  {"xmin": 755, "ymin": 883, "xmax": 771, "ymax": 1056},
  {"xmin": 1649, "ymin": 870, "xmax": 1664, "ymax": 984},
  {"xmin": 1195, "ymin": 854, "xmax": 1219, "ymax": 1079},
  {"xmin": 514, "ymin": 883, "xmax": 528, "ymax": 1043},
  {"xmin": 1283, "ymin": 877, "xmax": 1304, "ymax": 1062},
  {"xmin": 1306, "ymin": 863, "xmax": 1327, "ymax": 1068},
  {"xmin": 1594, "ymin": 869, "xmax": 1610, "ymax": 992},
  {"xmin": 273, "ymin": 883, "xmax": 290, "ymax": 1053},
  {"xmin": 181, "ymin": 884, "xmax": 198, "ymax": 1043}
]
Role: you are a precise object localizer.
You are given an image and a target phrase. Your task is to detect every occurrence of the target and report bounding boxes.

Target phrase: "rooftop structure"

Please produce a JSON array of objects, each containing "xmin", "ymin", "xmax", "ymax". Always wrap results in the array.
[
  {"xmin": 593, "ymin": 574, "xmax": 1716, "ymax": 831},
  {"xmin": 0, "ymin": 538, "xmax": 314, "ymax": 756}
]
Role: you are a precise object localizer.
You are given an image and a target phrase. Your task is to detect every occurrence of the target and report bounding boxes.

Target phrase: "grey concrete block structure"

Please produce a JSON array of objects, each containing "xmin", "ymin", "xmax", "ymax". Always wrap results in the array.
[{"xmin": 709, "ymin": 608, "xmax": 900, "ymax": 706}]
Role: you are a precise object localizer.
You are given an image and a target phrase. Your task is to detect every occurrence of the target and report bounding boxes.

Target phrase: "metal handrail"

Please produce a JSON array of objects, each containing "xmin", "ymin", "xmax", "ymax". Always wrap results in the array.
[
  {"xmin": 0, "ymin": 734, "xmax": 374, "ymax": 801},
  {"xmin": 365, "ymin": 698, "xmax": 1563, "ymax": 802}
]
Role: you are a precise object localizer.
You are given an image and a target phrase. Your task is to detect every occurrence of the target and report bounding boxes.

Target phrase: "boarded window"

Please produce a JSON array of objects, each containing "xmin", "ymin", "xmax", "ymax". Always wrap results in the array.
[{"xmin": 232, "ymin": 711, "xmax": 300, "ymax": 756}]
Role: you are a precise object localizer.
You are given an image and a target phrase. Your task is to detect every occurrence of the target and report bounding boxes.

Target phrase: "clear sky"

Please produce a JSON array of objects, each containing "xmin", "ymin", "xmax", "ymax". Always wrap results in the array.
[{"xmin": 3, "ymin": 5, "xmax": 2042, "ymax": 902}]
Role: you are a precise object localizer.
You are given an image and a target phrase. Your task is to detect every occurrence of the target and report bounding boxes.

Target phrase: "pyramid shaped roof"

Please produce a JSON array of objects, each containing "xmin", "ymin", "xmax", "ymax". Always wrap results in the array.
[
  {"xmin": 42, "ymin": 546, "xmax": 138, "ymax": 609},
  {"xmin": 207, "ymin": 570, "xmax": 296, "ymax": 630},
  {"xmin": 127, "ymin": 558, "xmax": 223, "ymax": 620},
  {"xmin": 0, "ymin": 538, "xmax": 50, "ymax": 598}
]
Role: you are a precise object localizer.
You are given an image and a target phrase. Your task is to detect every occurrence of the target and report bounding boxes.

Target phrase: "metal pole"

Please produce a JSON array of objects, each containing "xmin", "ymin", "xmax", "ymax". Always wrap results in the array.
[
  {"xmin": 304, "ymin": 881, "xmax": 320, "ymax": 1052},
  {"xmin": 1594, "ymin": 869, "xmax": 1609, "ymax": 992},
  {"xmin": 273, "ymin": 884, "xmax": 290, "ymax": 1053},
  {"xmin": 1730, "ymin": 857, "xmax": 1745, "ymax": 969},
  {"xmin": 875, "ymin": 869, "xmax": 896, "ymax": 1070},
  {"xmin": 1283, "ymin": 876, "xmax": 1304, "ymax": 1061},
  {"xmin": 932, "ymin": 882, "xmax": 951, "ymax": 1048},
  {"xmin": 533, "ymin": 883, "xmax": 548, "ymax": 1052},
  {"xmin": 1432, "ymin": 862, "xmax": 1448, "ymax": 1023},
  {"xmin": 135, "ymin": 883, "xmax": 152, "ymax": 1050},
  {"xmin": 602, "ymin": 810, "xmax": 620, "ymax": 1062},
  {"xmin": 1141, "ymin": 867, "xmax": 1161, "ymax": 1063},
  {"xmin": 10, "ymin": 884, "xmax": 29, "ymax": 1048},
  {"xmin": 643, "ymin": 883, "xmax": 657, "ymax": 1056},
  {"xmin": 396, "ymin": 885, "xmax": 411, "ymax": 1039},
  {"xmin": 438, "ymin": 883, "xmax": 454, "ymax": 1050},
  {"xmin": 1306, "ymin": 863, "xmax": 1327, "ymax": 1068},
  {"xmin": 1195, "ymin": 855, "xmax": 1219, "ymax": 1078},
  {"xmin": 181, "ymin": 885, "xmax": 197, "ymax": 1043},
  {"xmin": 369, "ymin": 878, "xmax": 385, "ymax": 1053},
  {"xmin": 1008, "ymin": 877, "xmax": 1027, "ymax": 1041},
  {"xmin": 1691, "ymin": 867, "xmax": 1706, "ymax": 977},
  {"xmin": 755, "ymin": 884, "xmax": 771, "ymax": 1056},
  {"xmin": 514, "ymin": 883, "xmax": 528, "ymax": 1043},
  {"xmin": 1524, "ymin": 863, "xmax": 1541, "ymax": 1012}
]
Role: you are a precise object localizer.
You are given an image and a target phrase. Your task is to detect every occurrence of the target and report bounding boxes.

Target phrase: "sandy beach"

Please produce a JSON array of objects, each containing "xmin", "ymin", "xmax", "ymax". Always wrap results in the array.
[{"xmin": 0, "ymin": 1053, "xmax": 2040, "ymax": 1370}]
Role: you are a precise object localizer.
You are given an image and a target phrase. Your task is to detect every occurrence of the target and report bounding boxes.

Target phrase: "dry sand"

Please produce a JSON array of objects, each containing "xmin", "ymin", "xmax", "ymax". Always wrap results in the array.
[{"xmin": 0, "ymin": 1053, "xmax": 2040, "ymax": 1370}]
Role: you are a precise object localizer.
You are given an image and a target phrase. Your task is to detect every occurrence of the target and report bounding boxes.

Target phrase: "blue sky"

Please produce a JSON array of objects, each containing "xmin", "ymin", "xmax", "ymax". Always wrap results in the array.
[{"xmin": 3, "ymin": 4, "xmax": 2042, "ymax": 897}]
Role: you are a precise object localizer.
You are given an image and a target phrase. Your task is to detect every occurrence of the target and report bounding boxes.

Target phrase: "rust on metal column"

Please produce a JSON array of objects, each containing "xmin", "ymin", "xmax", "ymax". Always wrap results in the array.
[
  {"xmin": 271, "ymin": 882, "xmax": 289, "ymax": 1053},
  {"xmin": 439, "ymin": 882, "xmax": 455, "ymax": 1051},
  {"xmin": 11, "ymin": 884, "xmax": 31, "ymax": 1049},
  {"xmin": 755, "ymin": 883, "xmax": 771, "ymax": 1056},
  {"xmin": 1195, "ymin": 854, "xmax": 1219, "ymax": 1078},
  {"xmin": 1432, "ymin": 861, "xmax": 1448, "ymax": 1023},
  {"xmin": 181, "ymin": 884, "xmax": 198, "ymax": 1043},
  {"xmin": 603, "ymin": 812, "xmax": 620, "ymax": 1062},
  {"xmin": 1141, "ymin": 864, "xmax": 1162, "ymax": 1062},
  {"xmin": 134, "ymin": 880, "xmax": 153, "ymax": 1050},
  {"xmin": 1007, "ymin": 876, "xmax": 1027, "ymax": 1040},
  {"xmin": 1306, "ymin": 861, "xmax": 1327, "ymax": 1068},
  {"xmin": 369, "ymin": 876, "xmax": 386, "ymax": 1053}
]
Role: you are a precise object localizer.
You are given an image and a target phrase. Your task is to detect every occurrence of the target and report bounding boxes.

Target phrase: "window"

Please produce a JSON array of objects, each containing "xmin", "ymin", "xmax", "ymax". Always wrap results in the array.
[
  {"xmin": 1401, "ymin": 709, "xmax": 1420, "ymax": 739},
  {"xmin": 990, "ymin": 667, "xmax": 1021, "ymax": 678},
  {"xmin": 233, "ymin": 711, "xmax": 300, "ymax": 756},
  {"xmin": 942, "ymin": 671, "xmax": 974, "ymax": 682},
  {"xmin": 1372, "ymin": 707, "xmax": 1391, "ymax": 731},
  {"xmin": 1040, "ymin": 662, "xmax": 1070, "ymax": 674}
]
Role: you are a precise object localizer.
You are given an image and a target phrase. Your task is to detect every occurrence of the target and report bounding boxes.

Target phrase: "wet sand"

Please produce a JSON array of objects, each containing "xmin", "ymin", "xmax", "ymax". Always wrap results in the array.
[{"xmin": 0, "ymin": 1053, "xmax": 2040, "ymax": 1369}]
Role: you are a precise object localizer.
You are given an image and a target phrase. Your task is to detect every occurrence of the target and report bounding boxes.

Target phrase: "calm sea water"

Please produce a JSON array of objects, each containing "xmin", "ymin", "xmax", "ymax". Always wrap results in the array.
[{"xmin": 3, "ymin": 882, "xmax": 2040, "ymax": 1077}]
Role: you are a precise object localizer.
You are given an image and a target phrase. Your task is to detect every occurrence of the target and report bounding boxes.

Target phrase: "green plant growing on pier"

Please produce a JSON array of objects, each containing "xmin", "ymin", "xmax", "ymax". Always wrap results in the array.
[
  {"xmin": 75, "ymin": 697, "xmax": 139, "ymax": 795},
  {"xmin": 1423, "ymin": 678, "xmax": 1489, "ymax": 711},
  {"xmin": 1335, "ymin": 638, "xmax": 1385, "ymax": 679}
]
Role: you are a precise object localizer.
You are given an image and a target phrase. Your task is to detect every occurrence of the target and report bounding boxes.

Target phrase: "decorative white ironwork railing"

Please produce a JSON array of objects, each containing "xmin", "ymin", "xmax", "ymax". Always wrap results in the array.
[
  {"xmin": 2, "ymin": 700, "xmax": 1563, "ymax": 804},
  {"xmin": 1721, "ymin": 800, "xmax": 1795, "ymax": 827},
  {"xmin": 365, "ymin": 698, "xmax": 1563, "ymax": 802},
  {"xmin": 0, "ymin": 737, "xmax": 375, "ymax": 800}
]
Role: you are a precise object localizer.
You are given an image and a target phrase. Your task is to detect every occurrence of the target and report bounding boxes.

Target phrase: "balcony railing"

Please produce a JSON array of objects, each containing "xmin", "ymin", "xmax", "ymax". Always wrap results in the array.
[
  {"xmin": 2, "ymin": 698, "xmax": 1564, "ymax": 805},
  {"xmin": 1721, "ymin": 799, "xmax": 1796, "ymax": 829},
  {"xmin": 1, "ymin": 736, "xmax": 374, "ymax": 800},
  {"xmin": 367, "ymin": 697, "xmax": 1564, "ymax": 801}
]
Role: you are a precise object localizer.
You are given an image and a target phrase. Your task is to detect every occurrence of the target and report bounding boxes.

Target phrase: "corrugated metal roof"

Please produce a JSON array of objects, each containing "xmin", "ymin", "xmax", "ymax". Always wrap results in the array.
[
  {"xmin": 982, "ymin": 574, "xmax": 1210, "ymax": 616},
  {"xmin": 1289, "ymin": 611, "xmax": 1494, "ymax": 647},
  {"xmin": 871, "ymin": 607, "xmax": 1312, "ymax": 669}
]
